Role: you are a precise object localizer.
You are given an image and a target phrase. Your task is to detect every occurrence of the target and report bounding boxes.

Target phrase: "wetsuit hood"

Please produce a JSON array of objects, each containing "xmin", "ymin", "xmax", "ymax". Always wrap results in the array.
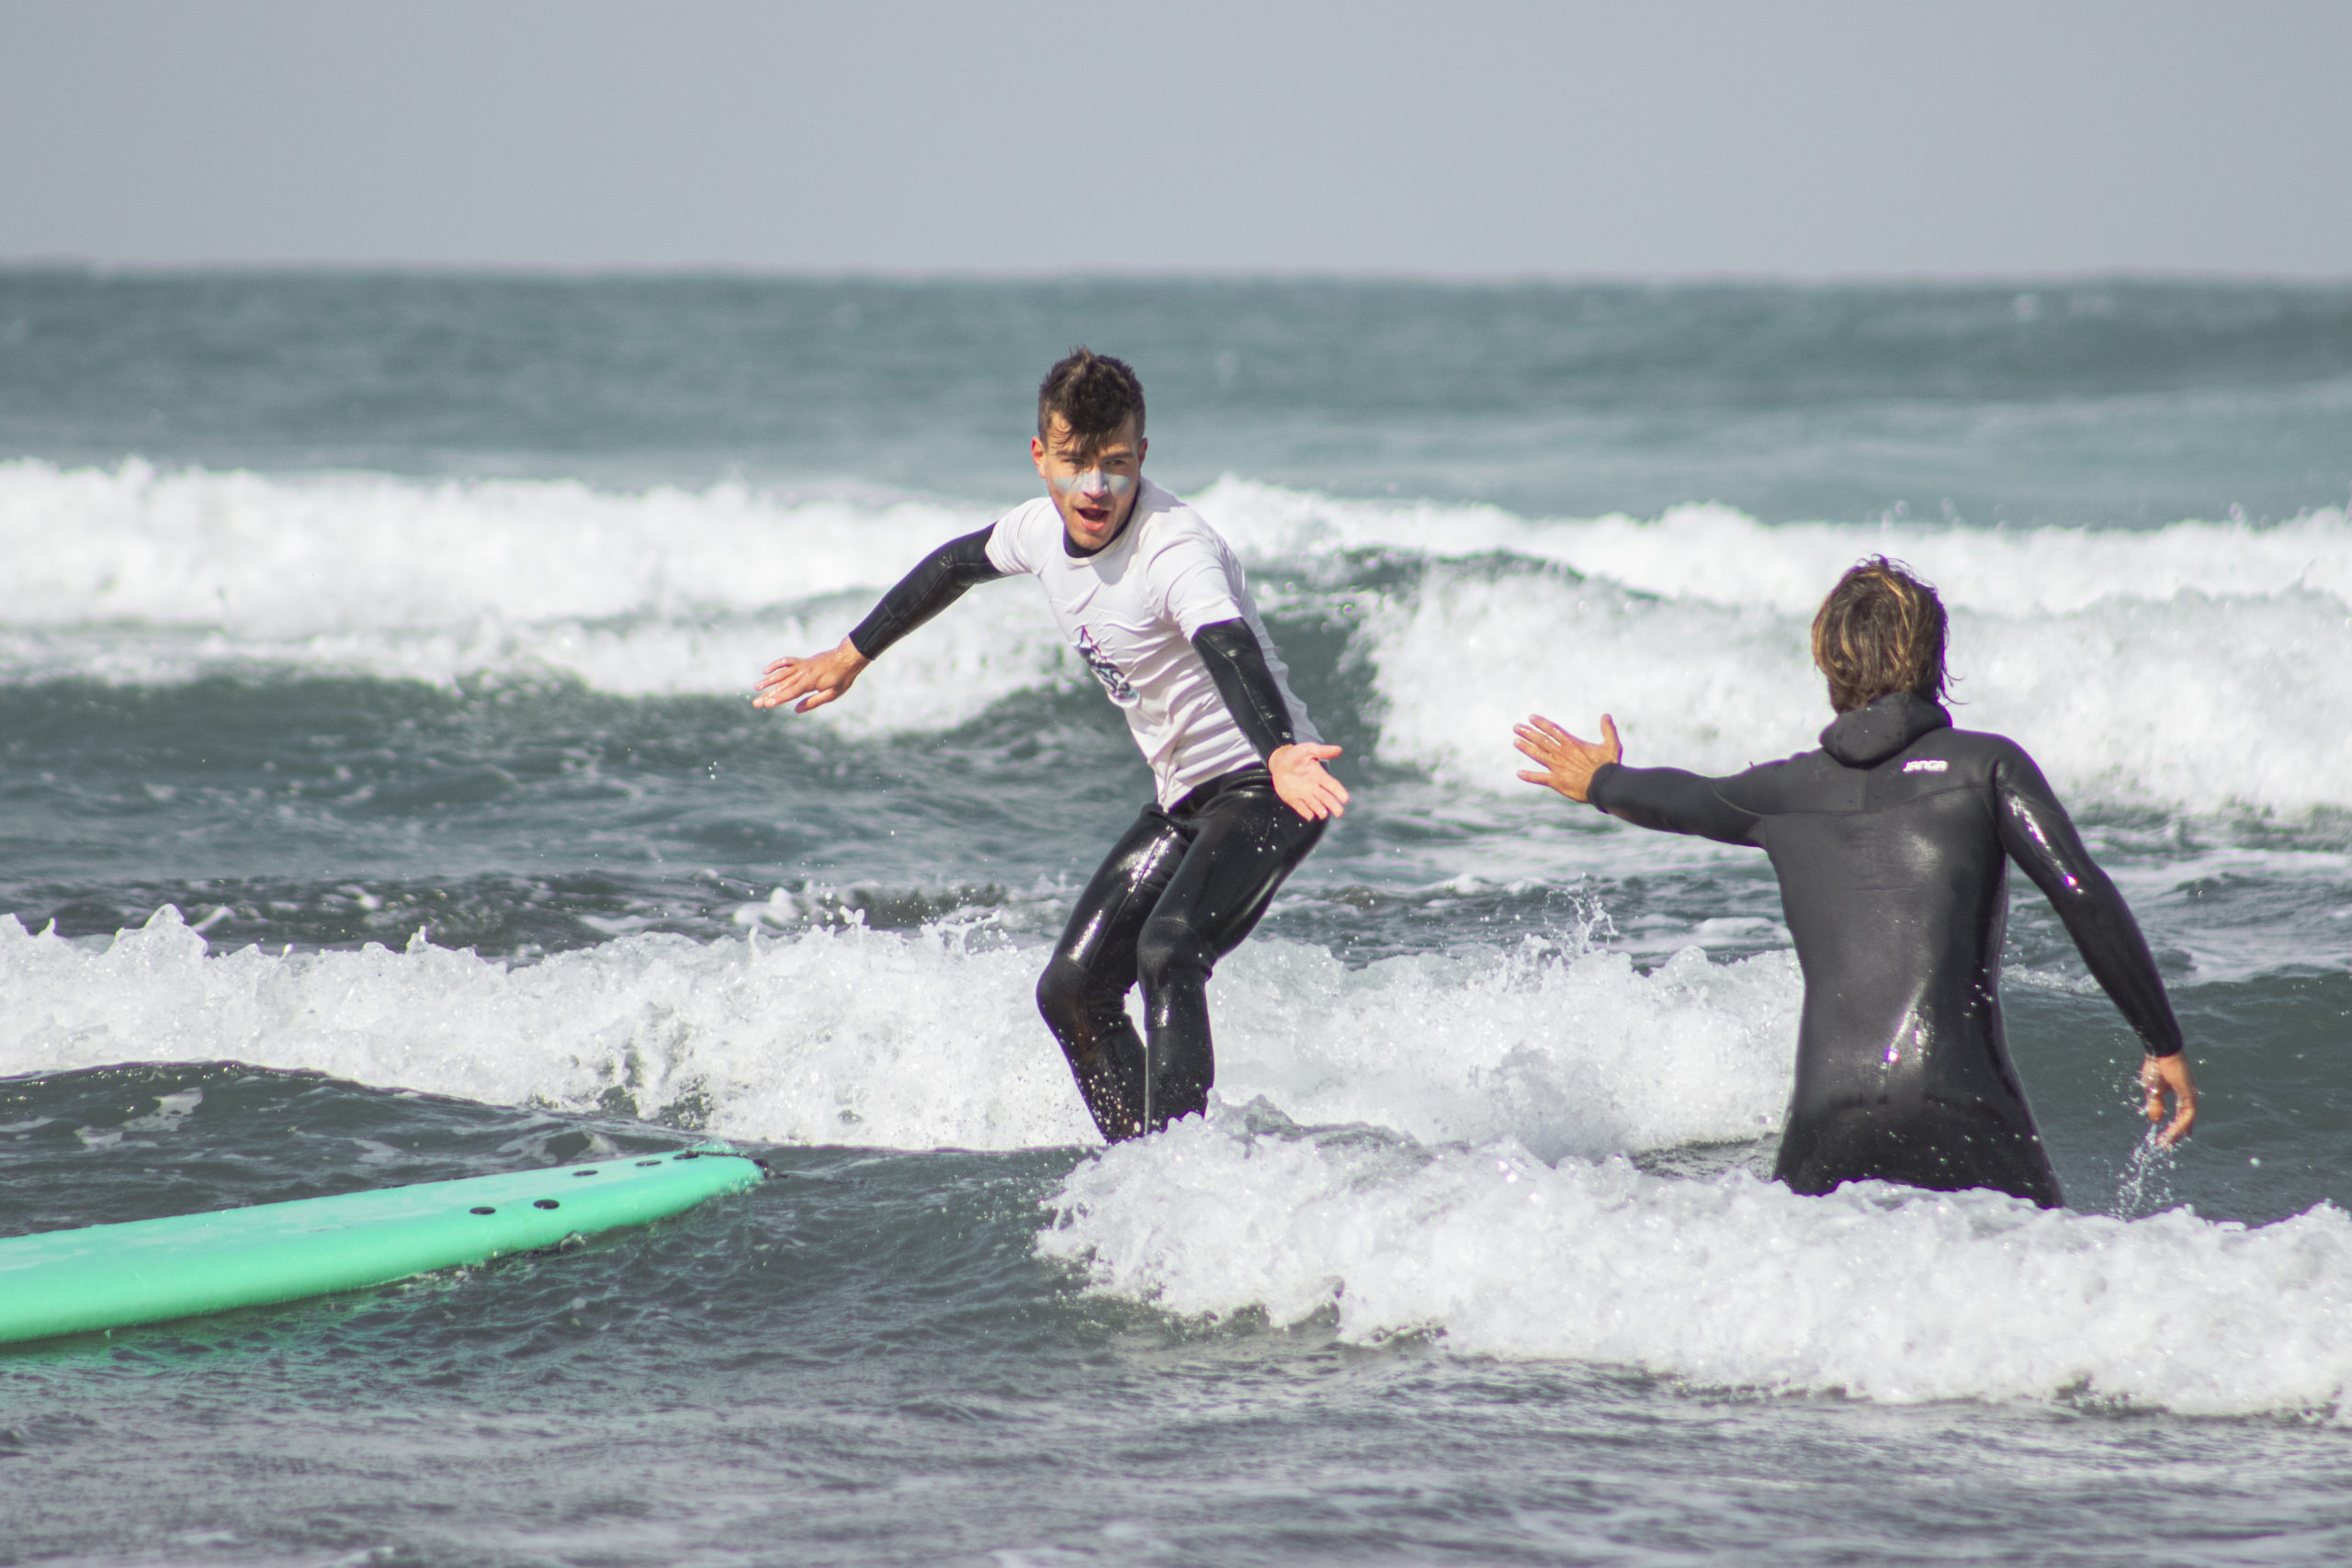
[{"xmin": 1819, "ymin": 692, "xmax": 1951, "ymax": 768}]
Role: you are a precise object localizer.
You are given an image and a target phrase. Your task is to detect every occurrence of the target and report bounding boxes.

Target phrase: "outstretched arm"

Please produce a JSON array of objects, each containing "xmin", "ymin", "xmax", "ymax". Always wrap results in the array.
[
  {"xmin": 1994, "ymin": 747, "xmax": 2197, "ymax": 1145},
  {"xmin": 1192, "ymin": 618, "xmax": 1348, "ymax": 820},
  {"xmin": 753, "ymin": 636, "xmax": 871, "ymax": 715},
  {"xmin": 1514, "ymin": 713, "xmax": 1621, "ymax": 803},
  {"xmin": 753, "ymin": 525, "xmax": 1005, "ymax": 714},
  {"xmin": 1517, "ymin": 714, "xmax": 1765, "ymax": 846}
]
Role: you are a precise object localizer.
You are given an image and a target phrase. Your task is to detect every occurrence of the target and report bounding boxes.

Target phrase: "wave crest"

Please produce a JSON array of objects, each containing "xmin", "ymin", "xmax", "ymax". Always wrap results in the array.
[
  {"xmin": 0, "ymin": 906, "xmax": 1793, "ymax": 1158},
  {"xmin": 1042, "ymin": 1110, "xmax": 2352, "ymax": 1417},
  {"xmin": 7, "ymin": 459, "xmax": 2348, "ymax": 812}
]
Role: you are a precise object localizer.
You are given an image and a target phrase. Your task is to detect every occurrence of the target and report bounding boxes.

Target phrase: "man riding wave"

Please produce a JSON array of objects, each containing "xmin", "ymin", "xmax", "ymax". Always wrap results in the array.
[{"xmin": 756, "ymin": 349, "xmax": 1344, "ymax": 1141}]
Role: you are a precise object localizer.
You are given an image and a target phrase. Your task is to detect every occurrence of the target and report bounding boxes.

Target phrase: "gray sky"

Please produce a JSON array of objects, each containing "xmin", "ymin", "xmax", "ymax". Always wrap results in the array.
[{"xmin": 4, "ymin": 0, "xmax": 2346, "ymax": 276}]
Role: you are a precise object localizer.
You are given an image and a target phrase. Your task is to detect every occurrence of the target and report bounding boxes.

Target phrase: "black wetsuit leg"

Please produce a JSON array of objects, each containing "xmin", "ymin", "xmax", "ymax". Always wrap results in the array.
[
  {"xmin": 1035, "ymin": 809, "xmax": 1181, "ymax": 1140},
  {"xmin": 1036, "ymin": 771, "xmax": 1325, "ymax": 1141}
]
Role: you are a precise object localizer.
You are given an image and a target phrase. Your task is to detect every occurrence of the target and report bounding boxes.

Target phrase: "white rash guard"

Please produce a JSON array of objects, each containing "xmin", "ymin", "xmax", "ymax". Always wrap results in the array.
[{"xmin": 985, "ymin": 479, "xmax": 1319, "ymax": 807}]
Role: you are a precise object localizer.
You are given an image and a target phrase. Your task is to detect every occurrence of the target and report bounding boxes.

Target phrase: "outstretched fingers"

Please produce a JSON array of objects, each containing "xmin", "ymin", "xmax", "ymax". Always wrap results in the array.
[
  {"xmin": 1513, "ymin": 712, "xmax": 1623, "ymax": 803},
  {"xmin": 752, "ymin": 654, "xmax": 813, "ymax": 705},
  {"xmin": 754, "ymin": 641, "xmax": 867, "ymax": 713},
  {"xmin": 1512, "ymin": 722, "xmax": 1560, "ymax": 771},
  {"xmin": 752, "ymin": 674, "xmax": 805, "ymax": 710},
  {"xmin": 1514, "ymin": 713, "xmax": 1616, "ymax": 759},
  {"xmin": 1516, "ymin": 713, "xmax": 1573, "ymax": 749},
  {"xmin": 1522, "ymin": 712, "xmax": 1620, "ymax": 759},
  {"xmin": 1272, "ymin": 743, "xmax": 1349, "ymax": 820}
]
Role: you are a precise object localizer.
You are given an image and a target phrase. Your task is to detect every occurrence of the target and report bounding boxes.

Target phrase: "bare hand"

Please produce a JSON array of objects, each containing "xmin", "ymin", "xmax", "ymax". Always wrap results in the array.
[
  {"xmin": 1270, "ymin": 742, "xmax": 1349, "ymax": 821},
  {"xmin": 753, "ymin": 636, "xmax": 871, "ymax": 714},
  {"xmin": 1514, "ymin": 713, "xmax": 1623, "ymax": 803},
  {"xmin": 2141, "ymin": 1052, "xmax": 2198, "ymax": 1146}
]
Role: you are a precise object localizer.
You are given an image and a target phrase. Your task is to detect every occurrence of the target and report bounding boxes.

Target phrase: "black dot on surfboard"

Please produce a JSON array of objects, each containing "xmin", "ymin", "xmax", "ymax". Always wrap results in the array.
[
  {"xmin": 574, "ymin": 1169, "xmax": 597, "ymax": 1177},
  {"xmin": 534, "ymin": 1200, "xmax": 560, "ymax": 1210},
  {"xmin": 469, "ymin": 1206, "xmax": 495, "ymax": 1215}
]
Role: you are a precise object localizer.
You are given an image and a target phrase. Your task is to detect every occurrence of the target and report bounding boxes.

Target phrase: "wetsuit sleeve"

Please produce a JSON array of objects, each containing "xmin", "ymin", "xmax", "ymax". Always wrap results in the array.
[
  {"xmin": 1587, "ymin": 762, "xmax": 1767, "ymax": 848},
  {"xmin": 1993, "ymin": 748, "xmax": 2186, "ymax": 1056},
  {"xmin": 845, "ymin": 525, "xmax": 1007, "ymax": 660},
  {"xmin": 1191, "ymin": 618, "xmax": 1296, "ymax": 761}
]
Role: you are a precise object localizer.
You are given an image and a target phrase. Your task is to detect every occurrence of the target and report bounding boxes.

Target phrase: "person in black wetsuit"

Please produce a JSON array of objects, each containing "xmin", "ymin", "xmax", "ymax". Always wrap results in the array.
[
  {"xmin": 752, "ymin": 350, "xmax": 1345, "ymax": 1141},
  {"xmin": 1512, "ymin": 557, "xmax": 2197, "ymax": 1207}
]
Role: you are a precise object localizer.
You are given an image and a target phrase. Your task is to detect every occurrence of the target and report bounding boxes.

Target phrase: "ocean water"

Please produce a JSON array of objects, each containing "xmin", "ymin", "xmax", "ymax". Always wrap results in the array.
[{"xmin": 4, "ymin": 270, "xmax": 2352, "ymax": 1565}]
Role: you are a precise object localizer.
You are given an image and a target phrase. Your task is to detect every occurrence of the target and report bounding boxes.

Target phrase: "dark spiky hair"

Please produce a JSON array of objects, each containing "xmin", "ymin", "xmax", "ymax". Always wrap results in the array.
[{"xmin": 1036, "ymin": 347, "xmax": 1146, "ymax": 451}]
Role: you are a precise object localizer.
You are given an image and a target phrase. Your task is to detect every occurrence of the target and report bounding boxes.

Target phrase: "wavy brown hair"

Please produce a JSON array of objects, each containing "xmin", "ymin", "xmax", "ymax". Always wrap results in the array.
[{"xmin": 1810, "ymin": 557, "xmax": 1951, "ymax": 713}]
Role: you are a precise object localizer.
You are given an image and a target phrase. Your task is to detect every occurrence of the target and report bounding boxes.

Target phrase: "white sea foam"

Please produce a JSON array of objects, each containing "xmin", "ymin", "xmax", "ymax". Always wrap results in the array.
[
  {"xmin": 1366, "ymin": 565, "xmax": 2352, "ymax": 817},
  {"xmin": 1211, "ymin": 481, "xmax": 2352, "ymax": 818},
  {"xmin": 8, "ymin": 459, "xmax": 2349, "ymax": 810},
  {"xmin": 1207, "ymin": 935, "xmax": 1795, "ymax": 1160},
  {"xmin": 15, "ymin": 459, "xmax": 2341, "ymax": 639},
  {"xmin": 0, "ymin": 459, "xmax": 997, "ymax": 627},
  {"xmin": 17, "ymin": 899, "xmax": 2340, "ymax": 1419},
  {"xmin": 0, "ymin": 907, "xmax": 1085, "ymax": 1151},
  {"xmin": 1193, "ymin": 476, "xmax": 2352, "ymax": 615},
  {"xmin": 0, "ymin": 459, "xmax": 1078, "ymax": 735},
  {"xmin": 0, "ymin": 907, "xmax": 1794, "ymax": 1159},
  {"xmin": 1041, "ymin": 1111, "xmax": 2352, "ymax": 1417}
]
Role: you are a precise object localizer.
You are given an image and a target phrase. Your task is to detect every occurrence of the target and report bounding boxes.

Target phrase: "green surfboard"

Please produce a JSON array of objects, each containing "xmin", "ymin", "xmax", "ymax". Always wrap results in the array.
[{"xmin": 0, "ymin": 1151, "xmax": 764, "ymax": 1347}]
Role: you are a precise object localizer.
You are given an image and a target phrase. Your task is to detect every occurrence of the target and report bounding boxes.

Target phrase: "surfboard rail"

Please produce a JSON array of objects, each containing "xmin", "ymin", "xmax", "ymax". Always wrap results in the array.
[{"xmin": 0, "ymin": 1152, "xmax": 764, "ymax": 1347}]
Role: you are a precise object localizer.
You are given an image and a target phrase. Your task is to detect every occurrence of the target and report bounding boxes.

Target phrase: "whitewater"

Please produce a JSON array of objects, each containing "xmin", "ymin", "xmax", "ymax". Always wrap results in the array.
[
  {"xmin": 9, "ymin": 273, "xmax": 2352, "ymax": 1566},
  {"xmin": 8, "ymin": 458, "xmax": 2351, "ymax": 1425},
  {"xmin": 16, "ymin": 897, "xmax": 2351, "ymax": 1420},
  {"xmin": 9, "ymin": 457, "xmax": 2351, "ymax": 818}
]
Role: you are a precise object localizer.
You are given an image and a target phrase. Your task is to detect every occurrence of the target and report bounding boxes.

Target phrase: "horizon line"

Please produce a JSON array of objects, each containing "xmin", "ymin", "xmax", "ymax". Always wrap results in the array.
[{"xmin": 5, "ymin": 257, "xmax": 2351, "ymax": 289}]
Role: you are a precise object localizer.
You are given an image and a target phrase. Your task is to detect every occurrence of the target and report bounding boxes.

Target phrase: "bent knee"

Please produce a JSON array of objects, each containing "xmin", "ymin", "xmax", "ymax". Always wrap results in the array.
[
  {"xmin": 1037, "ymin": 952, "xmax": 1128, "ymax": 1026},
  {"xmin": 1136, "ymin": 916, "xmax": 1214, "ymax": 990},
  {"xmin": 1036, "ymin": 954, "xmax": 1085, "ymax": 1024}
]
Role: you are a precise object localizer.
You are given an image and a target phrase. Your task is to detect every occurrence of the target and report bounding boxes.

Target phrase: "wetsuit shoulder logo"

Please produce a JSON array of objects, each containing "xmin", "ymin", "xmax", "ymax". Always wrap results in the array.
[
  {"xmin": 1902, "ymin": 759, "xmax": 1949, "ymax": 773},
  {"xmin": 1073, "ymin": 626, "xmax": 1137, "ymax": 705}
]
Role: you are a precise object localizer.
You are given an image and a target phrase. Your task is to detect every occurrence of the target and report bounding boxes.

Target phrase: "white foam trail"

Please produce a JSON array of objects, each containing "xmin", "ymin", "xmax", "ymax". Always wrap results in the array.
[
  {"xmin": 13, "ymin": 457, "xmax": 2347, "ymax": 639},
  {"xmin": 9, "ymin": 460, "xmax": 2349, "ymax": 810},
  {"xmin": 0, "ymin": 459, "xmax": 996, "ymax": 627},
  {"xmin": 1366, "ymin": 565, "xmax": 2352, "ymax": 816},
  {"xmin": 0, "ymin": 907, "xmax": 1091, "ymax": 1150},
  {"xmin": 0, "ymin": 602, "xmax": 1079, "ymax": 741},
  {"xmin": 0, "ymin": 459, "xmax": 1080, "ymax": 733},
  {"xmin": 1209, "ymin": 936, "xmax": 1797, "ymax": 1161},
  {"xmin": 1041, "ymin": 1111, "xmax": 2352, "ymax": 1417},
  {"xmin": 0, "ymin": 908, "xmax": 1796, "ymax": 1160},
  {"xmin": 1194, "ymin": 477, "xmax": 2352, "ymax": 615}
]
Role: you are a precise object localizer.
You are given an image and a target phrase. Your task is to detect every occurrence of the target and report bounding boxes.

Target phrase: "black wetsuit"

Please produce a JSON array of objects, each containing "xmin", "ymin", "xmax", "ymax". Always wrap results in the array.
[
  {"xmin": 1035, "ymin": 771, "xmax": 1322, "ymax": 1139},
  {"xmin": 1588, "ymin": 692, "xmax": 2186, "ymax": 1207},
  {"xmin": 848, "ymin": 525, "xmax": 1324, "ymax": 1142}
]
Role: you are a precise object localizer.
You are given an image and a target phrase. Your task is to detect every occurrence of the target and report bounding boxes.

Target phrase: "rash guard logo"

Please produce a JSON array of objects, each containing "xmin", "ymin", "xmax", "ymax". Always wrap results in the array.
[
  {"xmin": 1903, "ymin": 759, "xmax": 1949, "ymax": 773},
  {"xmin": 1073, "ymin": 627, "xmax": 1137, "ymax": 705}
]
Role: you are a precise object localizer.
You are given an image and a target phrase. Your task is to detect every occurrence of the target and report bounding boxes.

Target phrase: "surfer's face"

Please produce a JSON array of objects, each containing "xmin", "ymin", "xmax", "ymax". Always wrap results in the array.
[{"xmin": 1032, "ymin": 415, "xmax": 1146, "ymax": 551}]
